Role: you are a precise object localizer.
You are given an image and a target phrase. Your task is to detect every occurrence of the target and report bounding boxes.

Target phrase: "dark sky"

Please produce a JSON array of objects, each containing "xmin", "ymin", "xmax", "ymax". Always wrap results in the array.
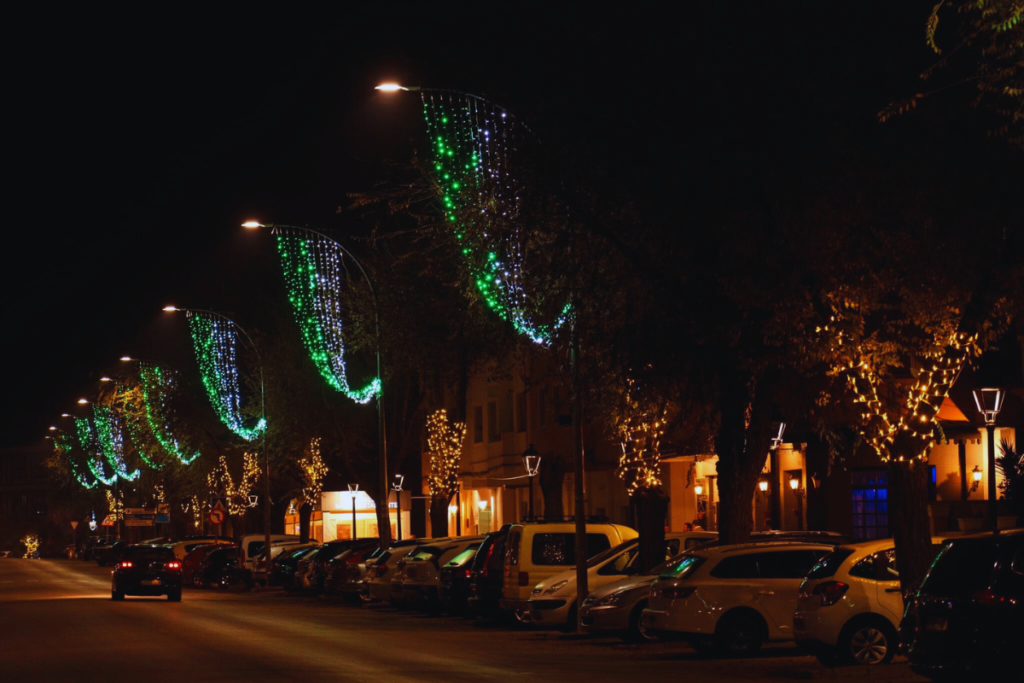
[{"xmin": 4, "ymin": 2, "xmax": 1012, "ymax": 449}]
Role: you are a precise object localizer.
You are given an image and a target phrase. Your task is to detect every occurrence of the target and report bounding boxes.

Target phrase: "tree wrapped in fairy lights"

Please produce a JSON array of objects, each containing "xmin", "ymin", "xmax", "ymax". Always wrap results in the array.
[
  {"xmin": 274, "ymin": 227, "xmax": 381, "ymax": 403},
  {"xmin": 615, "ymin": 380, "xmax": 669, "ymax": 496},
  {"xmin": 47, "ymin": 428, "xmax": 98, "ymax": 489},
  {"xmin": 417, "ymin": 91, "xmax": 571, "ymax": 345},
  {"xmin": 186, "ymin": 311, "xmax": 266, "ymax": 441},
  {"xmin": 298, "ymin": 437, "xmax": 328, "ymax": 509},
  {"xmin": 92, "ymin": 405, "xmax": 141, "ymax": 482},
  {"xmin": 131, "ymin": 365, "xmax": 202, "ymax": 465},
  {"xmin": 426, "ymin": 409, "xmax": 466, "ymax": 536},
  {"xmin": 206, "ymin": 453, "xmax": 260, "ymax": 516}
]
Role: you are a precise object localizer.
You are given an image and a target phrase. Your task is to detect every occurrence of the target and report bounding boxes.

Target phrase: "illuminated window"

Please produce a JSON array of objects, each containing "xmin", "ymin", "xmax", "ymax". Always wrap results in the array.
[{"xmin": 851, "ymin": 469, "xmax": 889, "ymax": 541}]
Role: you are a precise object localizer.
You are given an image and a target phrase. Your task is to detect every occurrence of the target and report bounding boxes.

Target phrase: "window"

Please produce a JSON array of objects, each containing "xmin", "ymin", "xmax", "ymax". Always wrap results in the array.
[
  {"xmin": 487, "ymin": 402, "xmax": 500, "ymax": 442},
  {"xmin": 516, "ymin": 391, "xmax": 527, "ymax": 432},
  {"xmin": 756, "ymin": 550, "xmax": 828, "ymax": 579},
  {"xmin": 597, "ymin": 548, "xmax": 637, "ymax": 576},
  {"xmin": 539, "ymin": 389, "xmax": 548, "ymax": 428},
  {"xmin": 500, "ymin": 391, "xmax": 513, "ymax": 433},
  {"xmin": 530, "ymin": 533, "xmax": 611, "ymax": 566},
  {"xmin": 473, "ymin": 406, "xmax": 483, "ymax": 443},
  {"xmin": 919, "ymin": 540, "xmax": 998, "ymax": 597},
  {"xmin": 806, "ymin": 548, "xmax": 856, "ymax": 580},
  {"xmin": 851, "ymin": 469, "xmax": 890, "ymax": 541},
  {"xmin": 848, "ymin": 555, "xmax": 877, "ymax": 580},
  {"xmin": 710, "ymin": 554, "xmax": 760, "ymax": 579}
]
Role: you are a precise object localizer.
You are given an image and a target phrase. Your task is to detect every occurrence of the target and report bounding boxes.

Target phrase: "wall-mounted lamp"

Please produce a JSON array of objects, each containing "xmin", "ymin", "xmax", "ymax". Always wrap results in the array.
[
  {"xmin": 758, "ymin": 479, "xmax": 769, "ymax": 493},
  {"xmin": 478, "ymin": 500, "xmax": 488, "ymax": 511},
  {"xmin": 970, "ymin": 465, "xmax": 983, "ymax": 494},
  {"xmin": 789, "ymin": 476, "xmax": 801, "ymax": 491},
  {"xmin": 448, "ymin": 504, "xmax": 458, "ymax": 515},
  {"xmin": 694, "ymin": 484, "xmax": 704, "ymax": 496}
]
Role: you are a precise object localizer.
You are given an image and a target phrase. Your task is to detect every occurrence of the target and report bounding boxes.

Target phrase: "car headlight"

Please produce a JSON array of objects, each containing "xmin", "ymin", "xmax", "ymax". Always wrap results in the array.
[
  {"xmin": 543, "ymin": 580, "xmax": 569, "ymax": 595},
  {"xmin": 593, "ymin": 590, "xmax": 626, "ymax": 607}
]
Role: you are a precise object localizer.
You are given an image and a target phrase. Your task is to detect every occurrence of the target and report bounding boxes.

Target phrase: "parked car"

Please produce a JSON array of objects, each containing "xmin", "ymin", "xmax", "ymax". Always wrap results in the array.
[
  {"xmin": 94, "ymin": 540, "xmax": 128, "ymax": 566},
  {"xmin": 111, "ymin": 544, "xmax": 182, "ymax": 601},
  {"xmin": 903, "ymin": 530, "xmax": 1024, "ymax": 680},
  {"xmin": 690, "ymin": 530, "xmax": 852, "ymax": 551},
  {"xmin": 80, "ymin": 536, "xmax": 115, "ymax": 561},
  {"xmin": 500, "ymin": 521, "xmax": 638, "ymax": 618},
  {"xmin": 182, "ymin": 543, "xmax": 229, "ymax": 587},
  {"xmin": 794, "ymin": 536, "xmax": 949, "ymax": 665},
  {"xmin": 394, "ymin": 537, "xmax": 484, "ymax": 611},
  {"xmin": 366, "ymin": 540, "xmax": 429, "ymax": 603},
  {"xmin": 642, "ymin": 542, "xmax": 832, "ymax": 655},
  {"xmin": 297, "ymin": 539, "xmax": 377, "ymax": 593},
  {"xmin": 139, "ymin": 536, "xmax": 175, "ymax": 546},
  {"xmin": 529, "ymin": 531, "xmax": 717, "ymax": 630},
  {"xmin": 438, "ymin": 546, "xmax": 481, "ymax": 615},
  {"xmin": 466, "ymin": 526, "xmax": 511, "ymax": 617},
  {"xmin": 194, "ymin": 546, "xmax": 240, "ymax": 588},
  {"xmin": 324, "ymin": 543, "xmax": 380, "ymax": 602},
  {"xmin": 239, "ymin": 534, "xmax": 301, "ymax": 570},
  {"xmin": 167, "ymin": 536, "xmax": 234, "ymax": 561},
  {"xmin": 268, "ymin": 544, "xmax": 321, "ymax": 589}
]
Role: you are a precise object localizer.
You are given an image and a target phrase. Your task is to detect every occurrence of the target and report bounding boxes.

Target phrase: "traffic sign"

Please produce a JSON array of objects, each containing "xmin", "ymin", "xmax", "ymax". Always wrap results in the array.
[
  {"xmin": 70, "ymin": 521, "xmax": 79, "ymax": 530},
  {"xmin": 124, "ymin": 512, "xmax": 156, "ymax": 527},
  {"xmin": 212, "ymin": 497, "xmax": 227, "ymax": 512},
  {"xmin": 101, "ymin": 515, "xmax": 114, "ymax": 527},
  {"xmin": 208, "ymin": 508, "xmax": 226, "ymax": 526}
]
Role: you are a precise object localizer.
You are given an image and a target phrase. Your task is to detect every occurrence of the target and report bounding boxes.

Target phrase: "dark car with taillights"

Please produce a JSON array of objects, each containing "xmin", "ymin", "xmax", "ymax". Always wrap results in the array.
[
  {"xmin": 467, "ymin": 525, "xmax": 511, "ymax": 617},
  {"xmin": 111, "ymin": 545, "xmax": 183, "ymax": 601},
  {"xmin": 439, "ymin": 545, "xmax": 479, "ymax": 615},
  {"xmin": 902, "ymin": 530, "xmax": 1023, "ymax": 680}
]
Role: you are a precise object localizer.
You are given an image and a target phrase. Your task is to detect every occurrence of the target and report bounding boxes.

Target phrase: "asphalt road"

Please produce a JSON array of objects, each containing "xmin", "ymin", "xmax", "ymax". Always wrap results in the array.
[{"xmin": 0, "ymin": 558, "xmax": 929, "ymax": 682}]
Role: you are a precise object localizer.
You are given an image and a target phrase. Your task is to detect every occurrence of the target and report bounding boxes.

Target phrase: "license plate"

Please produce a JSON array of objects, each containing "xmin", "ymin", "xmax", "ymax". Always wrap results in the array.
[
  {"xmin": 146, "ymin": 579, "xmax": 161, "ymax": 586},
  {"xmin": 926, "ymin": 617, "xmax": 948, "ymax": 632}
]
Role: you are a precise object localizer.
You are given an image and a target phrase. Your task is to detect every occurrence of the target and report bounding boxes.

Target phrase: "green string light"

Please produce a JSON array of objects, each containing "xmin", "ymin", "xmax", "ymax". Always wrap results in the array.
[
  {"xmin": 92, "ymin": 406, "xmax": 141, "ymax": 481},
  {"xmin": 137, "ymin": 366, "xmax": 201, "ymax": 465},
  {"xmin": 275, "ymin": 230, "xmax": 381, "ymax": 403},
  {"xmin": 75, "ymin": 417, "xmax": 118, "ymax": 486},
  {"xmin": 186, "ymin": 313, "xmax": 266, "ymax": 441},
  {"xmin": 52, "ymin": 430, "xmax": 97, "ymax": 489},
  {"xmin": 420, "ymin": 93, "xmax": 571, "ymax": 344}
]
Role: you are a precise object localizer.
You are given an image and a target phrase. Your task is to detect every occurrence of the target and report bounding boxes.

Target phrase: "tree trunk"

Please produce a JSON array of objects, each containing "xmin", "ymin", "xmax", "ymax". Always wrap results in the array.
[
  {"xmin": 374, "ymin": 491, "xmax": 393, "ymax": 547},
  {"xmin": 888, "ymin": 459, "xmax": 933, "ymax": 594},
  {"xmin": 540, "ymin": 454, "xmax": 565, "ymax": 521},
  {"xmin": 634, "ymin": 488, "xmax": 669, "ymax": 573},
  {"xmin": 299, "ymin": 503, "xmax": 312, "ymax": 542},
  {"xmin": 430, "ymin": 496, "xmax": 450, "ymax": 537}
]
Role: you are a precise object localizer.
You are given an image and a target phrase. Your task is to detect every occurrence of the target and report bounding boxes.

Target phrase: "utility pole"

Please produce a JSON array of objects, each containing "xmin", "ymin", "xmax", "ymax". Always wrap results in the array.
[{"xmin": 571, "ymin": 321, "xmax": 587, "ymax": 633}]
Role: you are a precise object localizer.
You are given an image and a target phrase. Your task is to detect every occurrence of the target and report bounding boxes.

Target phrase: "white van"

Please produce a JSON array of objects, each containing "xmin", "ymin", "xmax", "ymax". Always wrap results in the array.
[
  {"xmin": 500, "ymin": 522, "xmax": 637, "ymax": 615},
  {"xmin": 239, "ymin": 534, "xmax": 301, "ymax": 569}
]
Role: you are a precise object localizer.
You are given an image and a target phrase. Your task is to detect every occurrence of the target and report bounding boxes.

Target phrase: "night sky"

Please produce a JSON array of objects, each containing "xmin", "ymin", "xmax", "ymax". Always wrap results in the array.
[{"xmin": 4, "ymin": 3, "xmax": 1013, "ymax": 449}]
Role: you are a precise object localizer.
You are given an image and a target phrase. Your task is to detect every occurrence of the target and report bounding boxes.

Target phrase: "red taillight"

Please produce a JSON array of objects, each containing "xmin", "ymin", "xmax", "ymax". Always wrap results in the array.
[
  {"xmin": 481, "ymin": 543, "xmax": 496, "ymax": 579},
  {"xmin": 973, "ymin": 588, "xmax": 1007, "ymax": 605},
  {"xmin": 518, "ymin": 571, "xmax": 530, "ymax": 587},
  {"xmin": 165, "ymin": 561, "xmax": 182, "ymax": 570},
  {"xmin": 663, "ymin": 586, "xmax": 696, "ymax": 599},
  {"xmin": 375, "ymin": 564, "xmax": 388, "ymax": 577},
  {"xmin": 118, "ymin": 561, "xmax": 133, "ymax": 569},
  {"xmin": 813, "ymin": 581, "xmax": 850, "ymax": 607},
  {"xmin": 464, "ymin": 568, "xmax": 472, "ymax": 578}
]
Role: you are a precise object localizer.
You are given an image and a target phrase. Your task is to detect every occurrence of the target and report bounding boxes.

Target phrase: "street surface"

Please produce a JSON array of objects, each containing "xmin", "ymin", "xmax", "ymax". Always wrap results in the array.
[{"xmin": 0, "ymin": 558, "xmax": 928, "ymax": 682}]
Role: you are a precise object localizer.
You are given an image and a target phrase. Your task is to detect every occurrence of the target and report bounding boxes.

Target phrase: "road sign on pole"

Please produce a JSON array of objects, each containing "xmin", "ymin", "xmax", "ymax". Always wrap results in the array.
[
  {"xmin": 70, "ymin": 521, "xmax": 78, "ymax": 530},
  {"xmin": 208, "ymin": 508, "xmax": 226, "ymax": 526}
]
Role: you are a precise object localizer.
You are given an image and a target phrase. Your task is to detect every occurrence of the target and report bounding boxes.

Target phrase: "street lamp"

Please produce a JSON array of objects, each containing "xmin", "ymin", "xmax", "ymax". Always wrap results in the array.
[
  {"xmin": 970, "ymin": 465, "xmax": 983, "ymax": 494},
  {"xmin": 392, "ymin": 474, "xmax": 405, "ymax": 540},
  {"xmin": 77, "ymin": 398, "xmax": 89, "ymax": 405},
  {"xmin": 164, "ymin": 305, "xmax": 271, "ymax": 568},
  {"xmin": 973, "ymin": 387, "xmax": 1006, "ymax": 533},
  {"xmin": 522, "ymin": 444, "xmax": 540, "ymax": 520},
  {"xmin": 768, "ymin": 421, "xmax": 786, "ymax": 531},
  {"xmin": 243, "ymin": 221, "xmax": 390, "ymax": 550},
  {"xmin": 348, "ymin": 484, "xmax": 359, "ymax": 540}
]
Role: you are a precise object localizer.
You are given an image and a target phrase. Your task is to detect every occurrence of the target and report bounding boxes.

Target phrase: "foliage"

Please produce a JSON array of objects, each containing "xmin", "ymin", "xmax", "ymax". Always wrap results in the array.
[{"xmin": 997, "ymin": 438, "xmax": 1024, "ymax": 516}]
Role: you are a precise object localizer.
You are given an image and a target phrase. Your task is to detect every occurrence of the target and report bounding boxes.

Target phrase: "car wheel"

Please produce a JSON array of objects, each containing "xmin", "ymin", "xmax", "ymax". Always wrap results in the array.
[
  {"xmin": 841, "ymin": 619, "xmax": 897, "ymax": 665},
  {"xmin": 111, "ymin": 589, "xmax": 124, "ymax": 601},
  {"xmin": 168, "ymin": 589, "xmax": 182, "ymax": 602},
  {"xmin": 626, "ymin": 601, "xmax": 657, "ymax": 642},
  {"xmin": 715, "ymin": 611, "xmax": 764, "ymax": 656}
]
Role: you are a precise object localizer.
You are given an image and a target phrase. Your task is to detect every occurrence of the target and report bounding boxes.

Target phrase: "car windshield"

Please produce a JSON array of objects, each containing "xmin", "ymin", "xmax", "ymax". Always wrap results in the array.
[
  {"xmin": 410, "ymin": 546, "xmax": 443, "ymax": 561},
  {"xmin": 445, "ymin": 548, "xmax": 477, "ymax": 567},
  {"xmin": 658, "ymin": 554, "xmax": 703, "ymax": 580},
  {"xmin": 919, "ymin": 540, "xmax": 999, "ymax": 597},
  {"xmin": 587, "ymin": 539, "xmax": 638, "ymax": 568},
  {"xmin": 124, "ymin": 547, "xmax": 174, "ymax": 561},
  {"xmin": 806, "ymin": 548, "xmax": 856, "ymax": 580}
]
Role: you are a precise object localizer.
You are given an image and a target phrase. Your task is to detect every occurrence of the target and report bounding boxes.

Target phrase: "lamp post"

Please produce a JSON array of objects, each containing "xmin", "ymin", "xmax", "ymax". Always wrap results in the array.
[
  {"xmin": 392, "ymin": 474, "xmax": 404, "ymax": 541},
  {"xmin": 973, "ymin": 388, "xmax": 1006, "ymax": 533},
  {"xmin": 348, "ymin": 484, "xmax": 359, "ymax": 540},
  {"xmin": 768, "ymin": 422, "xmax": 786, "ymax": 531},
  {"xmin": 790, "ymin": 475, "xmax": 805, "ymax": 531},
  {"xmin": 243, "ymin": 221, "xmax": 390, "ymax": 551},
  {"xmin": 522, "ymin": 444, "xmax": 540, "ymax": 520},
  {"xmin": 163, "ymin": 306, "xmax": 270, "ymax": 571}
]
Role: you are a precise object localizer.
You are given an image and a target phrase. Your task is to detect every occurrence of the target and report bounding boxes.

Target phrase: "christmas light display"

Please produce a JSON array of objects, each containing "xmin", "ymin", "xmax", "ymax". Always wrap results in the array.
[
  {"xmin": 419, "ymin": 93, "xmax": 571, "ymax": 345},
  {"xmin": 186, "ymin": 312, "xmax": 266, "ymax": 441},
  {"xmin": 299, "ymin": 437, "xmax": 328, "ymax": 507},
  {"xmin": 137, "ymin": 365, "xmax": 201, "ymax": 465},
  {"xmin": 116, "ymin": 382, "xmax": 165, "ymax": 470},
  {"xmin": 75, "ymin": 417, "xmax": 118, "ymax": 486},
  {"xmin": 93, "ymin": 406, "xmax": 141, "ymax": 481},
  {"xmin": 426, "ymin": 409, "xmax": 466, "ymax": 499},
  {"xmin": 615, "ymin": 380, "xmax": 668, "ymax": 495},
  {"xmin": 274, "ymin": 229, "xmax": 381, "ymax": 403},
  {"xmin": 206, "ymin": 453, "xmax": 260, "ymax": 515},
  {"xmin": 105, "ymin": 489, "xmax": 124, "ymax": 522},
  {"xmin": 51, "ymin": 430, "xmax": 98, "ymax": 489},
  {"xmin": 819, "ymin": 312, "xmax": 979, "ymax": 462},
  {"xmin": 22, "ymin": 534, "xmax": 40, "ymax": 558}
]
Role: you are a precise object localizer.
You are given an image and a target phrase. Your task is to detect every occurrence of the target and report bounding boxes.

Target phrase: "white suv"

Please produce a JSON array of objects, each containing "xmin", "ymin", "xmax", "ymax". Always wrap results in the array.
[
  {"xmin": 642, "ymin": 542, "xmax": 832, "ymax": 655},
  {"xmin": 794, "ymin": 537, "xmax": 949, "ymax": 665}
]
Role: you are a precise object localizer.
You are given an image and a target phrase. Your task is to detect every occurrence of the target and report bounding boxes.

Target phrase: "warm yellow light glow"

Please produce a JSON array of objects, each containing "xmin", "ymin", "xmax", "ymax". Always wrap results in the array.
[
  {"xmin": 48, "ymin": 426, "xmax": 56, "ymax": 431},
  {"xmin": 448, "ymin": 504, "xmax": 458, "ymax": 514},
  {"xmin": 758, "ymin": 480, "xmax": 769, "ymax": 492},
  {"xmin": 241, "ymin": 220, "xmax": 263, "ymax": 229},
  {"xmin": 972, "ymin": 466, "xmax": 983, "ymax": 482},
  {"xmin": 477, "ymin": 500, "xmax": 488, "ymax": 510},
  {"xmin": 375, "ymin": 83, "xmax": 407, "ymax": 92},
  {"xmin": 77, "ymin": 398, "xmax": 88, "ymax": 404},
  {"xmin": 694, "ymin": 485, "xmax": 703, "ymax": 496},
  {"xmin": 162, "ymin": 305, "xmax": 177, "ymax": 312},
  {"xmin": 100, "ymin": 377, "xmax": 111, "ymax": 382},
  {"xmin": 120, "ymin": 356, "xmax": 132, "ymax": 362},
  {"xmin": 789, "ymin": 477, "xmax": 800, "ymax": 490}
]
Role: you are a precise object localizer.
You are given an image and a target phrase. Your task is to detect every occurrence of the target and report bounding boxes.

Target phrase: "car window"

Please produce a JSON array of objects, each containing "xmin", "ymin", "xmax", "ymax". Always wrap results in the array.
[
  {"xmin": 755, "ymin": 550, "xmax": 827, "ymax": 579},
  {"xmin": 587, "ymin": 539, "xmax": 637, "ymax": 568},
  {"xmin": 806, "ymin": 548, "xmax": 856, "ymax": 580},
  {"xmin": 658, "ymin": 554, "xmax": 704, "ymax": 579},
  {"xmin": 506, "ymin": 531, "xmax": 521, "ymax": 567},
  {"xmin": 1012, "ymin": 548, "xmax": 1024, "ymax": 576},
  {"xmin": 445, "ymin": 548, "xmax": 477, "ymax": 568},
  {"xmin": 710, "ymin": 554, "xmax": 760, "ymax": 579},
  {"xmin": 666, "ymin": 539, "xmax": 681, "ymax": 556},
  {"xmin": 848, "ymin": 555, "xmax": 876, "ymax": 580},
  {"xmin": 125, "ymin": 547, "xmax": 174, "ymax": 561},
  {"xmin": 919, "ymin": 541, "xmax": 999, "ymax": 597},
  {"xmin": 875, "ymin": 549, "xmax": 900, "ymax": 581},
  {"xmin": 531, "ymin": 533, "xmax": 611, "ymax": 566},
  {"xmin": 598, "ymin": 547, "xmax": 637, "ymax": 576}
]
